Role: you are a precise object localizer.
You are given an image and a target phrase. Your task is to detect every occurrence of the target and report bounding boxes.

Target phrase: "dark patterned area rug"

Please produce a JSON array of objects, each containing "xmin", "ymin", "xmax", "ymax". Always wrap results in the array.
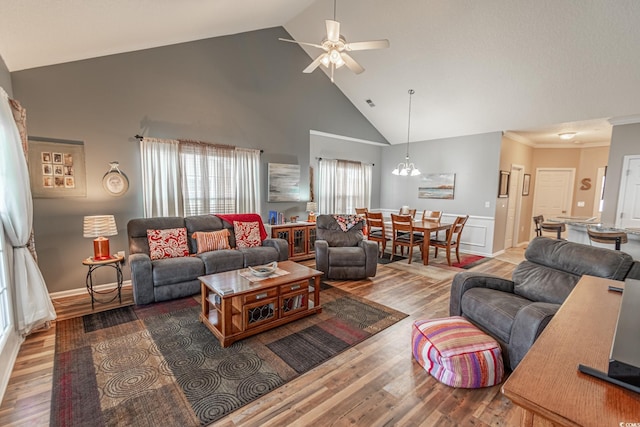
[{"xmin": 50, "ymin": 285, "xmax": 407, "ymax": 426}]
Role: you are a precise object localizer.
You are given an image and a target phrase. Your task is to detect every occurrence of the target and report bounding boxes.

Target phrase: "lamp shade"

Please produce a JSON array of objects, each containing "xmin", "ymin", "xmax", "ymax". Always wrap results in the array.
[
  {"xmin": 83, "ymin": 215, "xmax": 118, "ymax": 238},
  {"xmin": 306, "ymin": 202, "xmax": 317, "ymax": 212}
]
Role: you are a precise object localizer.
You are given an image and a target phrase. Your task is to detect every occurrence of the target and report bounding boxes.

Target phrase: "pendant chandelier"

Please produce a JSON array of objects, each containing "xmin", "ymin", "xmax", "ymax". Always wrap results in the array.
[{"xmin": 392, "ymin": 89, "xmax": 421, "ymax": 176}]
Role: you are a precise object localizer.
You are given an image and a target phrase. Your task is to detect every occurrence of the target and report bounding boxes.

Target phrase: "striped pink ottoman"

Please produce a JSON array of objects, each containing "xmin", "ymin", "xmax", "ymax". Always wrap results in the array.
[{"xmin": 412, "ymin": 316, "xmax": 504, "ymax": 388}]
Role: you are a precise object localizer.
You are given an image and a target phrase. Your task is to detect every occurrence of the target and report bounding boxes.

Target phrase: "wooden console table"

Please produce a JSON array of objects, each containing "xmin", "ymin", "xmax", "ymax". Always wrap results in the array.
[{"xmin": 502, "ymin": 275, "xmax": 640, "ymax": 426}]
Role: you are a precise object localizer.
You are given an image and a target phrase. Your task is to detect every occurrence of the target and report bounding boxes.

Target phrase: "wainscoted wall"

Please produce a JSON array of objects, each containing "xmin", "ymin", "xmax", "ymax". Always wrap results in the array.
[{"xmin": 377, "ymin": 209, "xmax": 496, "ymax": 257}]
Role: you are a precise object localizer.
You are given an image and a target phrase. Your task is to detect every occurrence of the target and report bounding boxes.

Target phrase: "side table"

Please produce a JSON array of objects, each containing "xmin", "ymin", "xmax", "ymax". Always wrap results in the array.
[{"xmin": 82, "ymin": 255, "xmax": 124, "ymax": 309}]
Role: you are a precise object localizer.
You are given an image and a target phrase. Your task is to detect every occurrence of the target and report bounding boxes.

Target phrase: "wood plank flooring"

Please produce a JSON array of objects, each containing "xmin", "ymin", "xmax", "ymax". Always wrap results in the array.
[{"xmin": 0, "ymin": 249, "xmax": 525, "ymax": 427}]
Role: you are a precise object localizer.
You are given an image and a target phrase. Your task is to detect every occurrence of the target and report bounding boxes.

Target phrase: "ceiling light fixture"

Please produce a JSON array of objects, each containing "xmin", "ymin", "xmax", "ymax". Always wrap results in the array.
[
  {"xmin": 392, "ymin": 89, "xmax": 421, "ymax": 176},
  {"xmin": 558, "ymin": 132, "xmax": 577, "ymax": 140}
]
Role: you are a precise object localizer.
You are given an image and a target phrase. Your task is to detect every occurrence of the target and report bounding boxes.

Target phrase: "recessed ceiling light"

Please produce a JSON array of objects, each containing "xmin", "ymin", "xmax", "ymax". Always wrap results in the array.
[{"xmin": 558, "ymin": 132, "xmax": 577, "ymax": 140}]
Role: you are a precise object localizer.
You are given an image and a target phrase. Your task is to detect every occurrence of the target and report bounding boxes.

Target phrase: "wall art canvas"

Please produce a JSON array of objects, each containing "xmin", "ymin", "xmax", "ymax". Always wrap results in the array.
[
  {"xmin": 28, "ymin": 137, "xmax": 87, "ymax": 198},
  {"xmin": 418, "ymin": 173, "xmax": 456, "ymax": 199},
  {"xmin": 268, "ymin": 163, "xmax": 300, "ymax": 202}
]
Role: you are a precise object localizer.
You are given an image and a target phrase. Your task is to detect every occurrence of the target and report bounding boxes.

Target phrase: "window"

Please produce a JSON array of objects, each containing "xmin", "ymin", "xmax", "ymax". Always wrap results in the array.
[
  {"xmin": 140, "ymin": 138, "xmax": 260, "ymax": 217},
  {"xmin": 317, "ymin": 159, "xmax": 372, "ymax": 214}
]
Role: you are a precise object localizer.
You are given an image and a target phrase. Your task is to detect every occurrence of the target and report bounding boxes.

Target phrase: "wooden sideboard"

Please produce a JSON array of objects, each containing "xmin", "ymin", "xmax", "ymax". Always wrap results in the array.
[
  {"xmin": 502, "ymin": 275, "xmax": 640, "ymax": 426},
  {"xmin": 265, "ymin": 222, "xmax": 317, "ymax": 261}
]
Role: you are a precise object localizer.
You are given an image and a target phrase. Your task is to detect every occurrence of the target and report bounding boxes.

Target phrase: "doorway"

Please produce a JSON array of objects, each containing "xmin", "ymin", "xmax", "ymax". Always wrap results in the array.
[
  {"xmin": 505, "ymin": 164, "xmax": 524, "ymax": 248},
  {"xmin": 531, "ymin": 168, "xmax": 576, "ymax": 238},
  {"xmin": 615, "ymin": 155, "xmax": 640, "ymax": 229}
]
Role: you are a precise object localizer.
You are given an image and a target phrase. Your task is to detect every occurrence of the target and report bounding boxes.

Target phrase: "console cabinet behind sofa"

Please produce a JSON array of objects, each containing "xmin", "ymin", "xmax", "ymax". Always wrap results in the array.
[{"xmin": 127, "ymin": 215, "xmax": 288, "ymax": 305}]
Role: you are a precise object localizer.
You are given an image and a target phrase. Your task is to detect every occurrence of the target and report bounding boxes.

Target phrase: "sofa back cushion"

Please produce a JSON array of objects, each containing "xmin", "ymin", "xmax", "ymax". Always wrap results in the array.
[
  {"xmin": 184, "ymin": 215, "xmax": 231, "ymax": 253},
  {"xmin": 512, "ymin": 261, "xmax": 580, "ymax": 304},
  {"xmin": 316, "ymin": 214, "xmax": 364, "ymax": 247},
  {"xmin": 513, "ymin": 237, "xmax": 634, "ymax": 304},
  {"xmin": 128, "ymin": 217, "xmax": 186, "ymax": 255}
]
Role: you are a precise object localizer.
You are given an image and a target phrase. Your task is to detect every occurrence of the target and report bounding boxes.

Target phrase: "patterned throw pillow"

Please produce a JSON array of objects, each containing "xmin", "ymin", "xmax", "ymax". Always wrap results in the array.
[
  {"xmin": 147, "ymin": 228, "xmax": 190, "ymax": 260},
  {"xmin": 192, "ymin": 229, "xmax": 230, "ymax": 254},
  {"xmin": 233, "ymin": 221, "xmax": 262, "ymax": 248}
]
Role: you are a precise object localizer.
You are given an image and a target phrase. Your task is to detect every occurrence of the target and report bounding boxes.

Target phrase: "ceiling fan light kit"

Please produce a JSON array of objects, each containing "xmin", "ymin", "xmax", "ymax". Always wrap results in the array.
[
  {"xmin": 392, "ymin": 89, "xmax": 421, "ymax": 177},
  {"xmin": 279, "ymin": 1, "xmax": 389, "ymax": 82}
]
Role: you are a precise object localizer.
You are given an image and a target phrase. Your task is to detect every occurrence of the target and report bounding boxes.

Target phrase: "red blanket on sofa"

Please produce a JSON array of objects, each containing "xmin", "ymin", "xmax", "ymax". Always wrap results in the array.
[{"xmin": 216, "ymin": 213, "xmax": 267, "ymax": 241}]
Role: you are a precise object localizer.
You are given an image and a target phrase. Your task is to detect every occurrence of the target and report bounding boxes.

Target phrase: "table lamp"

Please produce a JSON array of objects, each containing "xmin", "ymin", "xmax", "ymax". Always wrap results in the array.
[
  {"xmin": 83, "ymin": 215, "xmax": 118, "ymax": 260},
  {"xmin": 306, "ymin": 202, "xmax": 318, "ymax": 222}
]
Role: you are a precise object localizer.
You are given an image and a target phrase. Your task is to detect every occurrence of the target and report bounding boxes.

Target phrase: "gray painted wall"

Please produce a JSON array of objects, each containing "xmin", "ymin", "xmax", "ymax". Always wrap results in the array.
[
  {"xmin": 0, "ymin": 54, "xmax": 12, "ymax": 97},
  {"xmin": 309, "ymin": 133, "xmax": 384, "ymax": 211},
  {"xmin": 10, "ymin": 27, "xmax": 387, "ymax": 294},
  {"xmin": 379, "ymin": 132, "xmax": 502, "ymax": 216},
  {"xmin": 602, "ymin": 122, "xmax": 640, "ymax": 225}
]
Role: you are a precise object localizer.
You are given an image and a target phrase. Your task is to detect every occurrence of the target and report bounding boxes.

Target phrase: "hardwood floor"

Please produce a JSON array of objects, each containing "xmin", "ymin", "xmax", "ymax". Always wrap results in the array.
[{"xmin": 0, "ymin": 249, "xmax": 525, "ymax": 427}]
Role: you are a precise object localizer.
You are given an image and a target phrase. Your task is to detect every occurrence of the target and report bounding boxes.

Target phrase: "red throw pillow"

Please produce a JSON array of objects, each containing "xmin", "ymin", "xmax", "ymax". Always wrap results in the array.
[
  {"xmin": 192, "ymin": 229, "xmax": 230, "ymax": 254},
  {"xmin": 147, "ymin": 228, "xmax": 190, "ymax": 260},
  {"xmin": 233, "ymin": 221, "xmax": 262, "ymax": 248}
]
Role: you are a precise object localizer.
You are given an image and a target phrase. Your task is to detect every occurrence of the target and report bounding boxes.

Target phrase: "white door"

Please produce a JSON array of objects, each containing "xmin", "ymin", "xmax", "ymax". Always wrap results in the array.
[
  {"xmin": 532, "ymin": 168, "xmax": 575, "ymax": 238},
  {"xmin": 505, "ymin": 165, "xmax": 524, "ymax": 248},
  {"xmin": 592, "ymin": 167, "xmax": 606, "ymax": 219},
  {"xmin": 616, "ymin": 155, "xmax": 640, "ymax": 229}
]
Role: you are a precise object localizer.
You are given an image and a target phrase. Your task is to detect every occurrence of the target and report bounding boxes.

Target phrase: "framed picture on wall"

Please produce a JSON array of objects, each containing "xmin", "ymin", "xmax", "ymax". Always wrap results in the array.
[
  {"xmin": 28, "ymin": 136, "xmax": 87, "ymax": 198},
  {"xmin": 268, "ymin": 163, "xmax": 300, "ymax": 202},
  {"xmin": 522, "ymin": 174, "xmax": 531, "ymax": 196},
  {"xmin": 498, "ymin": 170, "xmax": 510, "ymax": 198}
]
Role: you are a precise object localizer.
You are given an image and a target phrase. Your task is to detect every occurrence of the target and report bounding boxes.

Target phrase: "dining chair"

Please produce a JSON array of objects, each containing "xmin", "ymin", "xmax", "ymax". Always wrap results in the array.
[
  {"xmin": 399, "ymin": 207, "xmax": 417, "ymax": 218},
  {"xmin": 422, "ymin": 210, "xmax": 443, "ymax": 239},
  {"xmin": 365, "ymin": 211, "xmax": 387, "ymax": 257},
  {"xmin": 390, "ymin": 213, "xmax": 423, "ymax": 264},
  {"xmin": 429, "ymin": 215, "xmax": 468, "ymax": 266},
  {"xmin": 422, "ymin": 210, "xmax": 443, "ymax": 222},
  {"xmin": 355, "ymin": 208, "xmax": 368, "ymax": 216}
]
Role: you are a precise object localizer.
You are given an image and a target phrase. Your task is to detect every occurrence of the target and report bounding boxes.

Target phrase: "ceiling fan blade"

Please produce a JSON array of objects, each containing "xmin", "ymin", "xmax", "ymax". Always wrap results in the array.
[
  {"xmin": 326, "ymin": 20, "xmax": 340, "ymax": 43},
  {"xmin": 303, "ymin": 54, "xmax": 327, "ymax": 73},
  {"xmin": 278, "ymin": 38, "xmax": 324, "ymax": 49},
  {"xmin": 341, "ymin": 53, "xmax": 364, "ymax": 74},
  {"xmin": 345, "ymin": 39, "xmax": 390, "ymax": 51}
]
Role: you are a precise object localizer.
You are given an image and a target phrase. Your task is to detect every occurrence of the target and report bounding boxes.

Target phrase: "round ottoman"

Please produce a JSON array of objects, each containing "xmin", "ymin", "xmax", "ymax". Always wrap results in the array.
[{"xmin": 411, "ymin": 316, "xmax": 504, "ymax": 388}]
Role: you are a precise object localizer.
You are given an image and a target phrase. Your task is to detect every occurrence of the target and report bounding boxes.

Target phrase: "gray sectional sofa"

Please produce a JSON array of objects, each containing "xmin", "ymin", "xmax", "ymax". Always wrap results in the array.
[
  {"xmin": 450, "ymin": 237, "xmax": 635, "ymax": 370},
  {"xmin": 127, "ymin": 214, "xmax": 288, "ymax": 305}
]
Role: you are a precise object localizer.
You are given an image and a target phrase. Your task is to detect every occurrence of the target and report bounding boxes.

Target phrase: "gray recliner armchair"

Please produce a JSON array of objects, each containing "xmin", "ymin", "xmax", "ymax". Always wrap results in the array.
[
  {"xmin": 315, "ymin": 214, "xmax": 378, "ymax": 280},
  {"xmin": 450, "ymin": 237, "xmax": 634, "ymax": 370}
]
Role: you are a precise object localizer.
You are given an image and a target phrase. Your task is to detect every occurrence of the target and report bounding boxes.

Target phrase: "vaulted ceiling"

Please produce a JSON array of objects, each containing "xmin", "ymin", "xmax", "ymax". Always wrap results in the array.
[{"xmin": 2, "ymin": 0, "xmax": 640, "ymax": 147}]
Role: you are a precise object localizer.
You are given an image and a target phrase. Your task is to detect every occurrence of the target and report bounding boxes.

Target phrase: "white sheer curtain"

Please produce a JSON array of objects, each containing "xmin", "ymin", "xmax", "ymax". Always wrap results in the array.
[
  {"xmin": 318, "ymin": 158, "xmax": 338, "ymax": 214},
  {"xmin": 234, "ymin": 147, "xmax": 261, "ymax": 213},
  {"xmin": 141, "ymin": 139, "xmax": 261, "ymax": 216},
  {"xmin": 140, "ymin": 137, "xmax": 182, "ymax": 217},
  {"xmin": 0, "ymin": 88, "xmax": 56, "ymax": 335},
  {"xmin": 180, "ymin": 142, "xmax": 235, "ymax": 215},
  {"xmin": 318, "ymin": 158, "xmax": 372, "ymax": 214}
]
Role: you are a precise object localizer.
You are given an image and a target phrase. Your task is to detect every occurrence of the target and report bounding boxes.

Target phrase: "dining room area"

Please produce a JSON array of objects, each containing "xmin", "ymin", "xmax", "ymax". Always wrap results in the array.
[{"xmin": 357, "ymin": 207, "xmax": 473, "ymax": 268}]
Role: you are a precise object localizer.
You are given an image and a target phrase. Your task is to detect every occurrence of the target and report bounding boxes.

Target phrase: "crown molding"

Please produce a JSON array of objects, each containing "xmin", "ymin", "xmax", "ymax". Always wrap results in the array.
[
  {"xmin": 608, "ymin": 115, "xmax": 640, "ymax": 126},
  {"xmin": 309, "ymin": 130, "xmax": 389, "ymax": 146}
]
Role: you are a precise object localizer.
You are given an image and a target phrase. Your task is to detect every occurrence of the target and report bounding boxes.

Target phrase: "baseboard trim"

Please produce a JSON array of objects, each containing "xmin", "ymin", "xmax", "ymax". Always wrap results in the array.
[
  {"xmin": 0, "ymin": 331, "xmax": 24, "ymax": 405},
  {"xmin": 49, "ymin": 280, "xmax": 132, "ymax": 299}
]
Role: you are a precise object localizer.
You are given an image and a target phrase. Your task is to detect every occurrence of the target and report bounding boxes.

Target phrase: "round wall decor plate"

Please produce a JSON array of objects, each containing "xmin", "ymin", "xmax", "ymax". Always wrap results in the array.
[{"xmin": 103, "ymin": 171, "xmax": 129, "ymax": 196}]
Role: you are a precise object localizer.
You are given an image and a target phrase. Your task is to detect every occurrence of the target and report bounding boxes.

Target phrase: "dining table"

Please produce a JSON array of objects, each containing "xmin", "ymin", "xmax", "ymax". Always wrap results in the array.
[{"xmin": 383, "ymin": 218, "xmax": 453, "ymax": 265}]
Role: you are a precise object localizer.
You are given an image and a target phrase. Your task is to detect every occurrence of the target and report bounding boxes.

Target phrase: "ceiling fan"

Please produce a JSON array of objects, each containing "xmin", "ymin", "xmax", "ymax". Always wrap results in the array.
[{"xmin": 279, "ymin": 0, "xmax": 390, "ymax": 82}]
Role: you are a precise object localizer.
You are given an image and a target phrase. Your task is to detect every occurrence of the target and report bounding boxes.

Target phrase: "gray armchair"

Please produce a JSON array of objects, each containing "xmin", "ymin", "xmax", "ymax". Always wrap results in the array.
[
  {"xmin": 315, "ymin": 214, "xmax": 378, "ymax": 280},
  {"xmin": 450, "ymin": 237, "xmax": 634, "ymax": 370}
]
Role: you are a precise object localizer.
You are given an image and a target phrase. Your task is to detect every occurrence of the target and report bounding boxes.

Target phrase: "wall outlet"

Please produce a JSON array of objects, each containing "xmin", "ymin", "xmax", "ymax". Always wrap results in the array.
[
  {"xmin": 577, "ymin": 201, "xmax": 585, "ymax": 207},
  {"xmin": 485, "ymin": 201, "xmax": 490, "ymax": 208}
]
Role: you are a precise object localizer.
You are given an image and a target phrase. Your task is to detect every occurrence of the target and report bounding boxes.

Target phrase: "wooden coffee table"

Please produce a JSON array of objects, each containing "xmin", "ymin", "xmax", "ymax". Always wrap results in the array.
[{"xmin": 199, "ymin": 260, "xmax": 323, "ymax": 347}]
